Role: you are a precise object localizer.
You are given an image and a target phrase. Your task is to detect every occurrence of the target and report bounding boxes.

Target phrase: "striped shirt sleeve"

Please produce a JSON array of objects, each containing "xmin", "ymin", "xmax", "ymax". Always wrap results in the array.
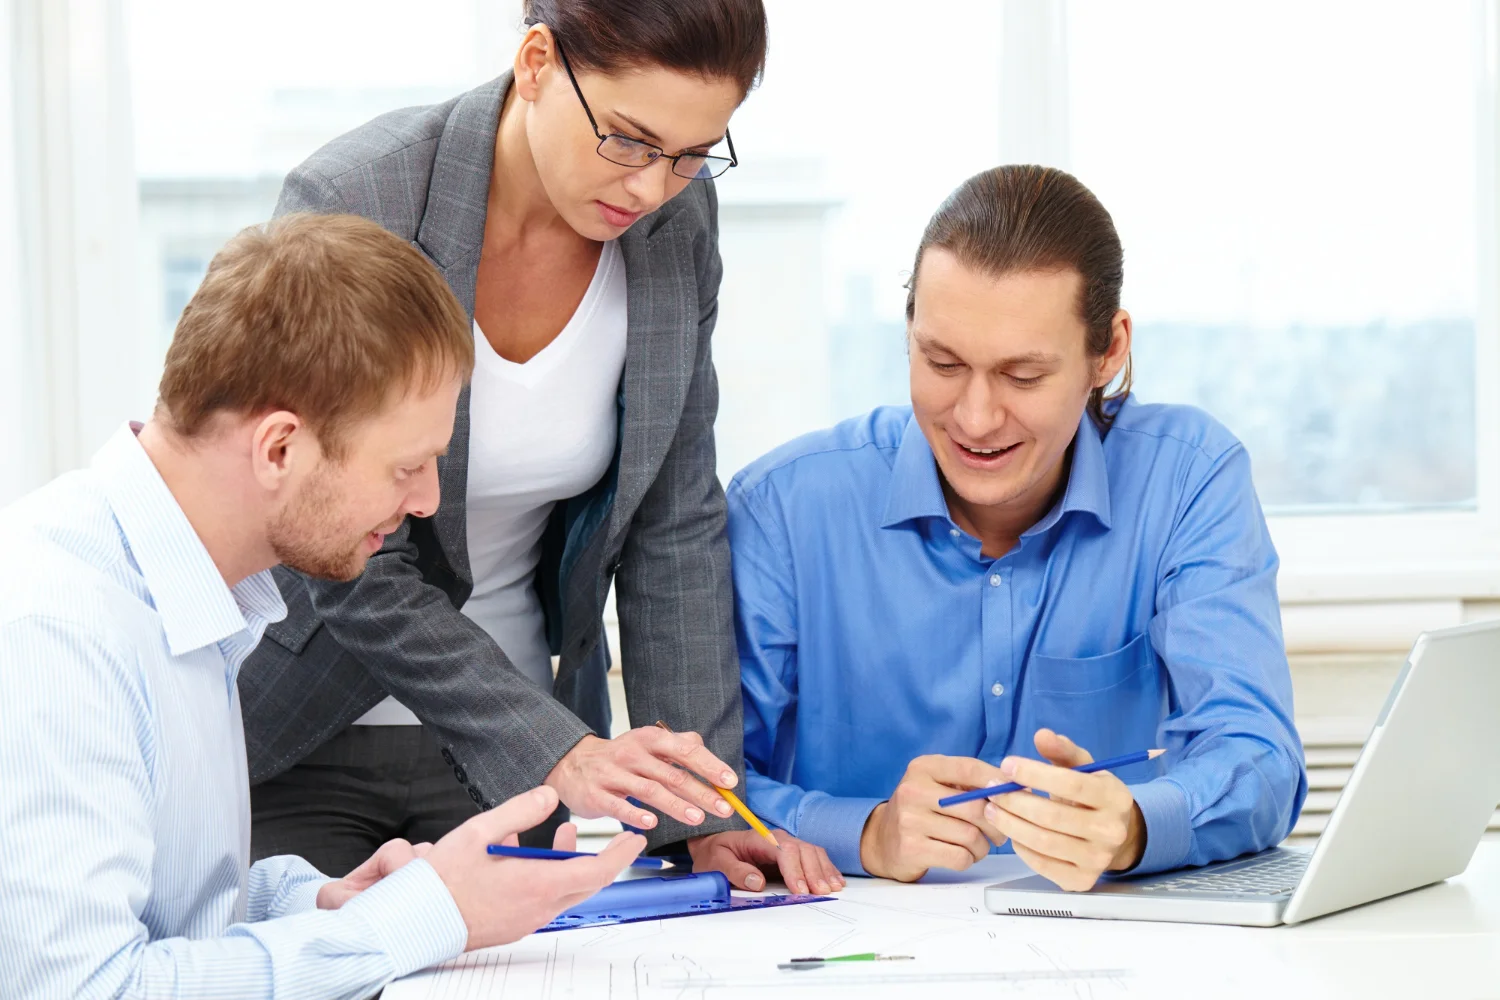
[
  {"xmin": 0, "ymin": 613, "xmax": 466, "ymax": 999},
  {"xmin": 246, "ymin": 856, "xmax": 334, "ymax": 921}
]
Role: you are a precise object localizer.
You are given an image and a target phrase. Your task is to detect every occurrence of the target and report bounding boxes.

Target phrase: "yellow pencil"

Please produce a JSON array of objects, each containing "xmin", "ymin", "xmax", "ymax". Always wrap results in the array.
[
  {"xmin": 655, "ymin": 721, "xmax": 781, "ymax": 851},
  {"xmin": 715, "ymin": 784, "xmax": 781, "ymax": 851}
]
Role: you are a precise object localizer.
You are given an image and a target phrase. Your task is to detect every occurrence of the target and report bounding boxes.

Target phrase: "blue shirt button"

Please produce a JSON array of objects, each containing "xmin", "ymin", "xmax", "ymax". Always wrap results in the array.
[
  {"xmin": 950, "ymin": 528, "xmax": 961, "ymax": 538},
  {"xmin": 989, "ymin": 573, "xmax": 1002, "ymax": 587},
  {"xmin": 991, "ymin": 682, "xmax": 1005, "ymax": 696}
]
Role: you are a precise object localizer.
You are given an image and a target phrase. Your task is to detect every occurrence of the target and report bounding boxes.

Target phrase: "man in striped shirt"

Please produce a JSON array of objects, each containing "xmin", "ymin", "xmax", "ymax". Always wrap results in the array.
[{"xmin": 0, "ymin": 214, "xmax": 643, "ymax": 998}]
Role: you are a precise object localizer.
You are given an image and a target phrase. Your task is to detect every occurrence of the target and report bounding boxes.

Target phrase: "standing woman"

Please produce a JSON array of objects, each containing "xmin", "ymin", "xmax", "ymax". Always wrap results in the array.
[{"xmin": 239, "ymin": 0, "xmax": 843, "ymax": 896}]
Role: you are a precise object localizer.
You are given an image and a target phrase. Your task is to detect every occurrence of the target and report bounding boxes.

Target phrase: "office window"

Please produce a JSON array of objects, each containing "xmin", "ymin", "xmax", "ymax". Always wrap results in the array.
[
  {"xmin": 124, "ymin": 0, "xmax": 1495, "ymax": 543},
  {"xmin": 714, "ymin": 1, "xmax": 1005, "ymax": 477},
  {"xmin": 160, "ymin": 254, "xmax": 208, "ymax": 331},
  {"xmin": 124, "ymin": 0, "xmax": 1005, "ymax": 481},
  {"xmin": 1067, "ymin": 1, "xmax": 1479, "ymax": 511},
  {"xmin": 727, "ymin": 1, "xmax": 1484, "ymax": 514},
  {"xmin": 127, "ymin": 0, "xmax": 506, "ymax": 355}
]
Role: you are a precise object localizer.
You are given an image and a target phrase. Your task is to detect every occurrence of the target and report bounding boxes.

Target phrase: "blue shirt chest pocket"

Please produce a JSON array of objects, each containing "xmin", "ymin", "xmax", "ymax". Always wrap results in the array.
[{"xmin": 1018, "ymin": 632, "xmax": 1167, "ymax": 778}]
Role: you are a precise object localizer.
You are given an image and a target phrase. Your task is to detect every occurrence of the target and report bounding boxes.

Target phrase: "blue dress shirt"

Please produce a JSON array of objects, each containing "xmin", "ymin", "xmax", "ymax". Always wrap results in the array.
[
  {"xmin": 0, "ymin": 426, "xmax": 467, "ymax": 999},
  {"xmin": 729, "ymin": 400, "xmax": 1307, "ymax": 877}
]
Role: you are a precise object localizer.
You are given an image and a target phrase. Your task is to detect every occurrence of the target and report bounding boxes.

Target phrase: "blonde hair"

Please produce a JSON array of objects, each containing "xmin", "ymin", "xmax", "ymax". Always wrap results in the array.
[{"xmin": 157, "ymin": 213, "xmax": 473, "ymax": 459}]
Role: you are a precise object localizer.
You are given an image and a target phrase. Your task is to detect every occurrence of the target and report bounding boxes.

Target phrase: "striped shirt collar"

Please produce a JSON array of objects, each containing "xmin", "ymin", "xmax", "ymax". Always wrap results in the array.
[{"xmin": 92, "ymin": 424, "xmax": 286, "ymax": 658}]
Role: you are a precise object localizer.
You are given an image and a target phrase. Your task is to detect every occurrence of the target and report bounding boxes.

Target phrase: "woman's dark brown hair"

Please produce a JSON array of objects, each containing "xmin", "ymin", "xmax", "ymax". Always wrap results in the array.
[
  {"xmin": 905, "ymin": 164, "xmax": 1132, "ymax": 430},
  {"xmin": 523, "ymin": 0, "xmax": 768, "ymax": 96}
]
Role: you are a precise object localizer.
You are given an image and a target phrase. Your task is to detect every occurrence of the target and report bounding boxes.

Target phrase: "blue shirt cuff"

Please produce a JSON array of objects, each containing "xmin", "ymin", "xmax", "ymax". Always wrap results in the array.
[
  {"xmin": 1125, "ymin": 777, "xmax": 1192, "ymax": 875},
  {"xmin": 793, "ymin": 792, "xmax": 885, "ymax": 876},
  {"xmin": 341, "ymin": 858, "xmax": 466, "ymax": 977}
]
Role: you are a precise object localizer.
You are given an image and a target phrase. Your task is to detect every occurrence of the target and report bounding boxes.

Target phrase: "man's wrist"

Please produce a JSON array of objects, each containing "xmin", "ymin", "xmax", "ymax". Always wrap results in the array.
[
  {"xmin": 1108, "ymin": 802, "xmax": 1148, "ymax": 871},
  {"xmin": 858, "ymin": 802, "xmax": 888, "ymax": 877}
]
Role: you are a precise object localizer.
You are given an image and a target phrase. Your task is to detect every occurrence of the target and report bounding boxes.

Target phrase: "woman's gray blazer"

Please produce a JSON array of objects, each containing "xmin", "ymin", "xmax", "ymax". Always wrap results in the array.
[{"xmin": 236, "ymin": 73, "xmax": 743, "ymax": 849}]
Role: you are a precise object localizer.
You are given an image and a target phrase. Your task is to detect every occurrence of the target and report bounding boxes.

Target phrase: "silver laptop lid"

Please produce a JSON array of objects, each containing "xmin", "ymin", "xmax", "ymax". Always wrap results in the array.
[{"xmin": 1282, "ymin": 619, "xmax": 1500, "ymax": 924}]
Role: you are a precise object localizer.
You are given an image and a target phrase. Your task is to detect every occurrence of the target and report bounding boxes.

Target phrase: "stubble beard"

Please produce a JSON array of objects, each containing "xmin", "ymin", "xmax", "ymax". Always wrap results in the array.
[{"xmin": 267, "ymin": 463, "xmax": 370, "ymax": 582}]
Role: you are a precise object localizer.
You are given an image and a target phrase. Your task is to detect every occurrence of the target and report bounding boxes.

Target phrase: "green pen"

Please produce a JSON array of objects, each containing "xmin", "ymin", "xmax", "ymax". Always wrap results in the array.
[{"xmin": 778, "ymin": 953, "xmax": 915, "ymax": 971}]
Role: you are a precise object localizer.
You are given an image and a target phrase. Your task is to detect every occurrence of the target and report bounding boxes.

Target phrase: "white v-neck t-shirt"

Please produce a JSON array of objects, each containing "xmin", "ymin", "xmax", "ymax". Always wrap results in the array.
[{"xmin": 354, "ymin": 239, "xmax": 628, "ymax": 726}]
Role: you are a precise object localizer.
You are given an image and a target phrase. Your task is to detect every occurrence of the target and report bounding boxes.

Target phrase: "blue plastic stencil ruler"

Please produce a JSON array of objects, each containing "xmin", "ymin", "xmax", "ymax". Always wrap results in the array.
[{"xmin": 539, "ymin": 871, "xmax": 834, "ymax": 932}]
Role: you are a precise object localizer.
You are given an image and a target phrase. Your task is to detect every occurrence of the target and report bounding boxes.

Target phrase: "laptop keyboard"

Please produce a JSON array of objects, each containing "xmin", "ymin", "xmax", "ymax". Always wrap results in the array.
[{"xmin": 1137, "ymin": 852, "xmax": 1310, "ymax": 896}]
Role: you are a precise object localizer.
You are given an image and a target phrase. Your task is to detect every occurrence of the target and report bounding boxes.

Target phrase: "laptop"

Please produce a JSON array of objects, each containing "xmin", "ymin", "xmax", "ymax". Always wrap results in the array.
[{"xmin": 984, "ymin": 618, "xmax": 1500, "ymax": 926}]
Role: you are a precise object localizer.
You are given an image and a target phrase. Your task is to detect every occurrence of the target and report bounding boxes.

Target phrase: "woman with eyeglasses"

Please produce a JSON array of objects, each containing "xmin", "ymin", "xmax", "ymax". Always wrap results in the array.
[{"xmin": 237, "ymin": 0, "xmax": 844, "ymax": 898}]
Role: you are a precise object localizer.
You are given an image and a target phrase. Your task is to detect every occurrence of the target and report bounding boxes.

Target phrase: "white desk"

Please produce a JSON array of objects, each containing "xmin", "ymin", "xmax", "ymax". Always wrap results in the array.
[{"xmin": 386, "ymin": 843, "xmax": 1500, "ymax": 999}]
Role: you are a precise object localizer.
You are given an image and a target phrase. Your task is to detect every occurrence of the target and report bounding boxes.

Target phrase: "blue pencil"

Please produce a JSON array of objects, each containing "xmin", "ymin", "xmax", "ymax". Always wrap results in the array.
[
  {"xmin": 937, "ymin": 748, "xmax": 1166, "ymax": 808},
  {"xmin": 486, "ymin": 844, "xmax": 674, "ymax": 870}
]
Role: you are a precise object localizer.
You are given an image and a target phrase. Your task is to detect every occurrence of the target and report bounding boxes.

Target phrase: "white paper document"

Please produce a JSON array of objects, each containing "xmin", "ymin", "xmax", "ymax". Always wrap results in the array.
[
  {"xmin": 384, "ymin": 897, "xmax": 1132, "ymax": 999},
  {"xmin": 380, "ymin": 859, "xmax": 1277, "ymax": 1000},
  {"xmin": 382, "ymin": 849, "xmax": 1496, "ymax": 1000}
]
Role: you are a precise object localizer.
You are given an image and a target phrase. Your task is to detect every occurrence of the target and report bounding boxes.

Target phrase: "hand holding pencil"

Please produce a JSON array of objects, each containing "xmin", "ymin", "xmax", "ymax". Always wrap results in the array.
[
  {"xmin": 655, "ymin": 721, "xmax": 846, "ymax": 896},
  {"xmin": 542, "ymin": 724, "xmax": 742, "ymax": 833},
  {"xmin": 972, "ymin": 729, "xmax": 1157, "ymax": 893},
  {"xmin": 654, "ymin": 721, "xmax": 778, "ymax": 850}
]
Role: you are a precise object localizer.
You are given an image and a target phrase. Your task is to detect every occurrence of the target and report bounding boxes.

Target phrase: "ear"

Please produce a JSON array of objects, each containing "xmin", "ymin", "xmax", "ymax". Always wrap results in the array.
[
  {"xmin": 1093, "ymin": 309, "xmax": 1132, "ymax": 389},
  {"xmin": 512, "ymin": 24, "xmax": 558, "ymax": 103},
  {"xmin": 249, "ymin": 410, "xmax": 313, "ymax": 493}
]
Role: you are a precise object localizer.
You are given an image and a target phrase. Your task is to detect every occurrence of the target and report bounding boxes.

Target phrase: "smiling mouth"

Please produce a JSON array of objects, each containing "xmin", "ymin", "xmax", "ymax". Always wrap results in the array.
[{"xmin": 958, "ymin": 442, "xmax": 1019, "ymax": 457}]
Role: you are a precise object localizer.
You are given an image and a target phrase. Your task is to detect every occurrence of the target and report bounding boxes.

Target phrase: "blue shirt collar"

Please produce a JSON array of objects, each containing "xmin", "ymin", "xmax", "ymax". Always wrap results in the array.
[
  {"xmin": 880, "ymin": 417, "xmax": 951, "ymax": 528},
  {"xmin": 93, "ymin": 424, "xmax": 287, "ymax": 658},
  {"xmin": 881, "ymin": 412, "xmax": 1113, "ymax": 535}
]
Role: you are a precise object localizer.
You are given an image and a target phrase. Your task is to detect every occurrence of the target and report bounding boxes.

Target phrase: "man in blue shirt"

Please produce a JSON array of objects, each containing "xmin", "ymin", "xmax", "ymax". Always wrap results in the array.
[{"xmin": 731, "ymin": 166, "xmax": 1307, "ymax": 889}]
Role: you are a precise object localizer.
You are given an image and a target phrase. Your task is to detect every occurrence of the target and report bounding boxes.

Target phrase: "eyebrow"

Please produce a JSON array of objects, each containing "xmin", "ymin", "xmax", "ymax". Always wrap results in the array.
[
  {"xmin": 610, "ymin": 111, "xmax": 725, "ymax": 152},
  {"xmin": 915, "ymin": 335, "xmax": 1062, "ymax": 367},
  {"xmin": 992, "ymin": 351, "xmax": 1063, "ymax": 367}
]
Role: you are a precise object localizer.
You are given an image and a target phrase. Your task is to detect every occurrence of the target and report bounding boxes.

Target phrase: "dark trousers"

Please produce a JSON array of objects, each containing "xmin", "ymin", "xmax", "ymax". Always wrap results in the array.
[
  {"xmin": 250, "ymin": 724, "xmax": 567, "ymax": 877},
  {"xmin": 250, "ymin": 725, "xmax": 481, "ymax": 878}
]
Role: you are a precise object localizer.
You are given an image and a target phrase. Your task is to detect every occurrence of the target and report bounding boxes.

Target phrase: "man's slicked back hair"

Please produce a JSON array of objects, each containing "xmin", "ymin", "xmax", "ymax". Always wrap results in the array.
[{"xmin": 906, "ymin": 165, "xmax": 1131, "ymax": 430}]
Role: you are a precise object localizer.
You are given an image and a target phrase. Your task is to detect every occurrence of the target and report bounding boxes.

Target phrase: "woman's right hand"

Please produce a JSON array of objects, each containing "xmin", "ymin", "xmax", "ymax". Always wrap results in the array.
[{"xmin": 543, "ymin": 728, "xmax": 740, "ymax": 830}]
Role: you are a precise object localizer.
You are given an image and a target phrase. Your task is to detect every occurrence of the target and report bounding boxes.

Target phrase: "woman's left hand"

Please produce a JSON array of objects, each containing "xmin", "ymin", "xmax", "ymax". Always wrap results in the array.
[{"xmin": 686, "ymin": 830, "xmax": 845, "ymax": 895}]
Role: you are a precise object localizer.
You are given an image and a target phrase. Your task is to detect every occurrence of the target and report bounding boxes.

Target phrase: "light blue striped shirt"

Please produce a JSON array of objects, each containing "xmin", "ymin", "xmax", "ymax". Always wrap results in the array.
[{"xmin": 0, "ymin": 425, "xmax": 468, "ymax": 999}]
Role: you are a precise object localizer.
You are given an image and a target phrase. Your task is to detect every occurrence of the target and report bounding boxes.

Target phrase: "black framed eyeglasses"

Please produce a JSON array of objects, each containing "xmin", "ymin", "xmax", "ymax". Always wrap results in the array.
[{"xmin": 554, "ymin": 40, "xmax": 737, "ymax": 181}]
